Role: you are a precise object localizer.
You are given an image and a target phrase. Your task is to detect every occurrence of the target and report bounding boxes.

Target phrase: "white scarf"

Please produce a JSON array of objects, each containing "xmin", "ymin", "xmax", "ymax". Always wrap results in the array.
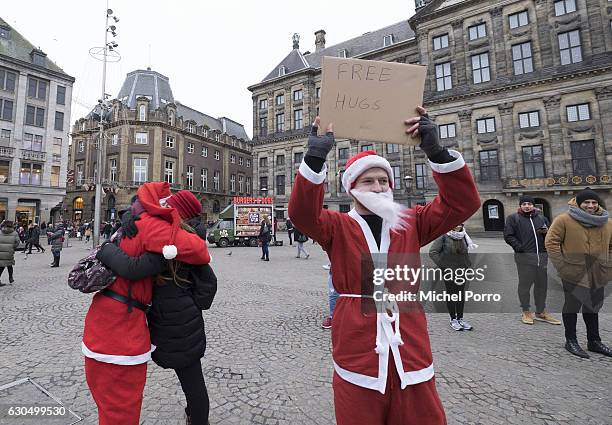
[
  {"xmin": 447, "ymin": 229, "xmax": 478, "ymax": 251},
  {"xmin": 350, "ymin": 189, "xmax": 412, "ymax": 232}
]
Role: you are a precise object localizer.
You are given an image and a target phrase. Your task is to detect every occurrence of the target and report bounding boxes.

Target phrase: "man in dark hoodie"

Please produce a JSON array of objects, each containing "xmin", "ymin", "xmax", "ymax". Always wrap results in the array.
[{"xmin": 504, "ymin": 195, "xmax": 560, "ymax": 325}]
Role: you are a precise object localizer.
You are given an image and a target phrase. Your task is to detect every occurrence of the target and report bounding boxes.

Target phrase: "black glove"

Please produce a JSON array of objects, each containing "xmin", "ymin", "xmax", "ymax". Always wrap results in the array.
[
  {"xmin": 306, "ymin": 123, "xmax": 335, "ymax": 159},
  {"xmin": 418, "ymin": 114, "xmax": 444, "ymax": 159},
  {"xmin": 121, "ymin": 211, "xmax": 140, "ymax": 239}
]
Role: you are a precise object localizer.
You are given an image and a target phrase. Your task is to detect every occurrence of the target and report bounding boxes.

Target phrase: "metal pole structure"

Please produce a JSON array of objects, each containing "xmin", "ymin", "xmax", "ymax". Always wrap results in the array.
[{"xmin": 93, "ymin": 2, "xmax": 110, "ymax": 248}]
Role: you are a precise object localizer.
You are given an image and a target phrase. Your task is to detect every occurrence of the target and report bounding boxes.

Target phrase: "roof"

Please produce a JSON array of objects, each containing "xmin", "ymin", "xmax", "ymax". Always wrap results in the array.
[
  {"xmin": 260, "ymin": 20, "xmax": 415, "ymax": 83},
  {"xmin": 116, "ymin": 69, "xmax": 174, "ymax": 111},
  {"xmin": 176, "ymin": 102, "xmax": 250, "ymax": 141},
  {"xmin": 435, "ymin": 0, "xmax": 469, "ymax": 11},
  {"xmin": 0, "ymin": 16, "xmax": 73, "ymax": 79}
]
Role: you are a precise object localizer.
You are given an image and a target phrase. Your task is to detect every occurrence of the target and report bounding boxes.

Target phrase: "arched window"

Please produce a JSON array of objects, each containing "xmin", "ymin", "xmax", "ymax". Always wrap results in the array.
[
  {"xmin": 139, "ymin": 104, "xmax": 146, "ymax": 121},
  {"xmin": 168, "ymin": 110, "xmax": 175, "ymax": 126},
  {"xmin": 107, "ymin": 195, "xmax": 115, "ymax": 209},
  {"xmin": 73, "ymin": 197, "xmax": 84, "ymax": 209}
]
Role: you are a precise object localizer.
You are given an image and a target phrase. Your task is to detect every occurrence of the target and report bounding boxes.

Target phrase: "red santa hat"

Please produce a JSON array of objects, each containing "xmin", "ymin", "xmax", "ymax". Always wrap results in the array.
[
  {"xmin": 167, "ymin": 190, "xmax": 202, "ymax": 220},
  {"xmin": 341, "ymin": 150, "xmax": 394, "ymax": 193}
]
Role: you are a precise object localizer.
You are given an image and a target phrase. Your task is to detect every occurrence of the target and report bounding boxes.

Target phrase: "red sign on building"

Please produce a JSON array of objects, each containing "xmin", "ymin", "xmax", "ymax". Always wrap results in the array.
[{"xmin": 233, "ymin": 196, "xmax": 274, "ymax": 205}]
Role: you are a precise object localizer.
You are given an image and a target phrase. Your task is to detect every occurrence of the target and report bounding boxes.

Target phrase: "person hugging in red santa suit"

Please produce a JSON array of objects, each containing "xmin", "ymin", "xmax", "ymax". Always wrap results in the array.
[
  {"xmin": 289, "ymin": 107, "xmax": 480, "ymax": 425},
  {"xmin": 82, "ymin": 182, "xmax": 210, "ymax": 425}
]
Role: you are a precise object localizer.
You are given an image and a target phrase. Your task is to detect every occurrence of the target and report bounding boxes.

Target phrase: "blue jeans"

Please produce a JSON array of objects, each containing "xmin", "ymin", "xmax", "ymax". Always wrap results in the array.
[
  {"xmin": 328, "ymin": 272, "xmax": 338, "ymax": 317},
  {"xmin": 261, "ymin": 241, "xmax": 269, "ymax": 260}
]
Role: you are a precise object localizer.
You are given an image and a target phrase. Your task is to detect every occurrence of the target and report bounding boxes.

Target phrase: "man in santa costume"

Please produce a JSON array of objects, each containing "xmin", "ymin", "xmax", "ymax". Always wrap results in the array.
[
  {"xmin": 82, "ymin": 182, "xmax": 211, "ymax": 425},
  {"xmin": 288, "ymin": 107, "xmax": 480, "ymax": 425}
]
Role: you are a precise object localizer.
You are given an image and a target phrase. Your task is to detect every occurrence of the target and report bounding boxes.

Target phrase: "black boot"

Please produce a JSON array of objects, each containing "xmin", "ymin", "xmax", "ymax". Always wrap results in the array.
[
  {"xmin": 587, "ymin": 340, "xmax": 612, "ymax": 357},
  {"xmin": 565, "ymin": 339, "xmax": 590, "ymax": 358}
]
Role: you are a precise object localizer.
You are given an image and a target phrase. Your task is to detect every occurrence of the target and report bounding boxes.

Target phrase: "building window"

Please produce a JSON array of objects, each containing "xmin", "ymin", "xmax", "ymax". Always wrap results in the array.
[
  {"xmin": 522, "ymin": 145, "xmax": 545, "ymax": 178},
  {"xmin": 196, "ymin": 168, "xmax": 206, "ymax": 190},
  {"xmin": 246, "ymin": 159, "xmax": 251, "ymax": 168},
  {"xmin": 339, "ymin": 204, "xmax": 351, "ymax": 213},
  {"xmin": 259, "ymin": 157, "xmax": 268, "ymax": 168},
  {"xmin": 228, "ymin": 174, "xmax": 235, "ymax": 193},
  {"xmin": 25, "ymin": 105, "xmax": 45, "ymax": 127},
  {"xmin": 215, "ymin": 133, "xmax": 221, "ymax": 142},
  {"xmin": 1, "ymin": 129, "xmax": 10, "ymax": 140},
  {"xmin": 246, "ymin": 177, "xmax": 251, "ymax": 194},
  {"xmin": 239, "ymin": 156, "xmax": 244, "ymax": 166},
  {"xmin": 338, "ymin": 170, "xmax": 345, "ymax": 193},
  {"xmin": 0, "ymin": 69, "xmax": 16, "ymax": 92},
  {"xmin": 278, "ymin": 66, "xmax": 286, "ymax": 77},
  {"xmin": 185, "ymin": 122, "xmax": 194, "ymax": 133},
  {"xmin": 558, "ymin": 30, "xmax": 582, "ymax": 65},
  {"xmin": 512, "ymin": 42, "xmax": 534, "ymax": 75},
  {"xmin": 276, "ymin": 94, "xmax": 284, "ymax": 105},
  {"xmin": 0, "ymin": 159, "xmax": 10, "ymax": 183},
  {"xmin": 276, "ymin": 175, "xmax": 285, "ymax": 195},
  {"xmin": 479, "ymin": 150, "xmax": 499, "ymax": 181},
  {"xmin": 566, "ymin": 103, "xmax": 590, "ymax": 122},
  {"xmin": 164, "ymin": 160, "xmax": 175, "ymax": 184},
  {"xmin": 78, "ymin": 140, "xmax": 84, "ymax": 153},
  {"xmin": 259, "ymin": 176, "xmax": 268, "ymax": 192},
  {"xmin": 186, "ymin": 166, "xmax": 194, "ymax": 189},
  {"xmin": 435, "ymin": 62, "xmax": 452, "ymax": 91},
  {"xmin": 477, "ymin": 117, "xmax": 496, "ymax": 134},
  {"xmin": 109, "ymin": 159, "xmax": 117, "ymax": 182},
  {"xmin": 294, "ymin": 152, "xmax": 303, "ymax": 164},
  {"xmin": 50, "ymin": 166, "xmax": 60, "ymax": 187},
  {"xmin": 276, "ymin": 154, "xmax": 285, "ymax": 166},
  {"xmin": 392, "ymin": 165, "xmax": 401, "ymax": 190},
  {"xmin": 293, "ymin": 90, "xmax": 303, "ymax": 101},
  {"xmin": 471, "ymin": 53, "xmax": 490, "ymax": 84},
  {"xmin": 54, "ymin": 111, "xmax": 64, "ymax": 131},
  {"xmin": 56, "ymin": 86, "xmax": 66, "ymax": 105},
  {"xmin": 338, "ymin": 147, "xmax": 349, "ymax": 159},
  {"xmin": 433, "ymin": 34, "xmax": 449, "ymax": 50},
  {"xmin": 468, "ymin": 23, "xmax": 487, "ymax": 41},
  {"xmin": 316, "ymin": 87, "xmax": 321, "ymax": 98},
  {"xmin": 294, "ymin": 109, "xmax": 303, "ymax": 130},
  {"xmin": 19, "ymin": 162, "xmax": 42, "ymax": 185},
  {"xmin": 554, "ymin": 0, "xmax": 576, "ymax": 16},
  {"xmin": 168, "ymin": 110, "xmax": 175, "ymax": 126},
  {"xmin": 570, "ymin": 140, "xmax": 596, "ymax": 176},
  {"xmin": 23, "ymin": 133, "xmax": 43, "ymax": 151},
  {"xmin": 27, "ymin": 77, "xmax": 47, "ymax": 99},
  {"xmin": 509, "ymin": 11, "xmax": 529, "ymax": 29},
  {"xmin": 439, "ymin": 123, "xmax": 456, "ymax": 139},
  {"xmin": 259, "ymin": 116, "xmax": 268, "ymax": 137},
  {"xmin": 214, "ymin": 150, "xmax": 220, "ymax": 161},
  {"xmin": 386, "ymin": 144, "xmax": 400, "ymax": 154},
  {"xmin": 519, "ymin": 111, "xmax": 540, "ymax": 128},
  {"xmin": 338, "ymin": 49, "xmax": 348, "ymax": 58},
  {"xmin": 202, "ymin": 146, "xmax": 208, "ymax": 157},
  {"xmin": 138, "ymin": 104, "xmax": 146, "ymax": 121},
  {"xmin": 276, "ymin": 113, "xmax": 285, "ymax": 132},
  {"xmin": 230, "ymin": 154, "xmax": 236, "ymax": 164},
  {"xmin": 187, "ymin": 142, "xmax": 194, "ymax": 154},
  {"xmin": 0, "ymin": 99, "xmax": 13, "ymax": 121},
  {"xmin": 135, "ymin": 132, "xmax": 148, "ymax": 144},
  {"xmin": 213, "ymin": 171, "xmax": 221, "ymax": 191},
  {"xmin": 383, "ymin": 34, "xmax": 394, "ymax": 47},
  {"xmin": 52, "ymin": 137, "xmax": 62, "ymax": 154},
  {"xmin": 415, "ymin": 164, "xmax": 427, "ymax": 189},
  {"xmin": 259, "ymin": 98, "xmax": 268, "ymax": 109},
  {"xmin": 238, "ymin": 175, "xmax": 244, "ymax": 193},
  {"xmin": 361, "ymin": 144, "xmax": 374, "ymax": 152},
  {"xmin": 166, "ymin": 135, "xmax": 175, "ymax": 148},
  {"xmin": 133, "ymin": 157, "xmax": 148, "ymax": 183},
  {"xmin": 111, "ymin": 133, "xmax": 119, "ymax": 145}
]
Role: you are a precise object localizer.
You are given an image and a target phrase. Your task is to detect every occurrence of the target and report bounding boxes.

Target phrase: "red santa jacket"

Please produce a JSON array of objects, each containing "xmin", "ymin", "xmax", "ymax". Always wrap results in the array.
[
  {"xmin": 82, "ymin": 182, "xmax": 210, "ymax": 365},
  {"xmin": 288, "ymin": 151, "xmax": 480, "ymax": 393}
]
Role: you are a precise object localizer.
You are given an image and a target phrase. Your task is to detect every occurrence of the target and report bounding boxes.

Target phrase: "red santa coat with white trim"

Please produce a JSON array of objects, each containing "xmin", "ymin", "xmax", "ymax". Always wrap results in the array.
[
  {"xmin": 82, "ymin": 182, "xmax": 211, "ymax": 365},
  {"xmin": 288, "ymin": 151, "xmax": 480, "ymax": 393}
]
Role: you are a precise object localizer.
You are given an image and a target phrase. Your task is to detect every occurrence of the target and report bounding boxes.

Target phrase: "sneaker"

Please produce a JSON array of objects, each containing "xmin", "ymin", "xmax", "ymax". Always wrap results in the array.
[
  {"xmin": 306, "ymin": 254, "xmax": 310, "ymax": 259},
  {"xmin": 321, "ymin": 317, "xmax": 332, "ymax": 329},
  {"xmin": 521, "ymin": 311, "xmax": 534, "ymax": 325},
  {"xmin": 565, "ymin": 339, "xmax": 589, "ymax": 359},
  {"xmin": 322, "ymin": 264, "xmax": 331, "ymax": 270},
  {"xmin": 535, "ymin": 311, "xmax": 561, "ymax": 325},
  {"xmin": 457, "ymin": 318, "xmax": 472, "ymax": 331},
  {"xmin": 0, "ymin": 282, "xmax": 6, "ymax": 287},
  {"xmin": 450, "ymin": 319, "xmax": 463, "ymax": 331}
]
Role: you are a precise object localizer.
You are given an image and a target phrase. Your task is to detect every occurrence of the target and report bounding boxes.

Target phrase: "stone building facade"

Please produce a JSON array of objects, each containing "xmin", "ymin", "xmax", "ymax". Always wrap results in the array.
[
  {"xmin": 66, "ymin": 68, "xmax": 251, "ymax": 224},
  {"xmin": 248, "ymin": 0, "xmax": 612, "ymax": 231},
  {"xmin": 0, "ymin": 17, "xmax": 74, "ymax": 226}
]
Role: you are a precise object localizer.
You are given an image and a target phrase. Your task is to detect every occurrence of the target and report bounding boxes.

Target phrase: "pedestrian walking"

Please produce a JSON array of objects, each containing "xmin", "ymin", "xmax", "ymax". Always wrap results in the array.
[
  {"xmin": 286, "ymin": 218, "xmax": 294, "ymax": 246},
  {"xmin": 0, "ymin": 220, "xmax": 19, "ymax": 286},
  {"xmin": 288, "ymin": 107, "xmax": 480, "ymax": 424},
  {"xmin": 23, "ymin": 223, "xmax": 33, "ymax": 253},
  {"xmin": 96, "ymin": 189, "xmax": 217, "ymax": 425},
  {"xmin": 320, "ymin": 264, "xmax": 339, "ymax": 329},
  {"xmin": 504, "ymin": 195, "xmax": 560, "ymax": 325},
  {"xmin": 84, "ymin": 225, "xmax": 92, "ymax": 243},
  {"xmin": 27, "ymin": 223, "xmax": 45, "ymax": 254},
  {"xmin": 545, "ymin": 188, "xmax": 612, "ymax": 359},
  {"xmin": 294, "ymin": 227, "xmax": 310, "ymax": 259},
  {"xmin": 47, "ymin": 223, "xmax": 64, "ymax": 267},
  {"xmin": 258, "ymin": 216, "xmax": 271, "ymax": 261},
  {"xmin": 102, "ymin": 221, "xmax": 112, "ymax": 240},
  {"xmin": 429, "ymin": 224, "xmax": 477, "ymax": 331}
]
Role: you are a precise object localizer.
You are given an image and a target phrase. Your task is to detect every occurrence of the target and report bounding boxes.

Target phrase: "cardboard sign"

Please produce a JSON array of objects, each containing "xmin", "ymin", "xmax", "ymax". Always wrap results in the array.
[{"xmin": 319, "ymin": 57, "xmax": 427, "ymax": 146}]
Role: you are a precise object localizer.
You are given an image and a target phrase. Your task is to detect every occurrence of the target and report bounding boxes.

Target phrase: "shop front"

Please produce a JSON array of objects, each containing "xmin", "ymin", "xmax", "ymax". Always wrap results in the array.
[
  {"xmin": 73, "ymin": 197, "xmax": 84, "ymax": 222},
  {"xmin": 15, "ymin": 199, "xmax": 40, "ymax": 227}
]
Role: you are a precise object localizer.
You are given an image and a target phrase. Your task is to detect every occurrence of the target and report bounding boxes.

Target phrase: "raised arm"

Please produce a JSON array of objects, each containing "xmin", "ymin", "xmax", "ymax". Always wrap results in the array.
[{"xmin": 96, "ymin": 243, "xmax": 167, "ymax": 281}]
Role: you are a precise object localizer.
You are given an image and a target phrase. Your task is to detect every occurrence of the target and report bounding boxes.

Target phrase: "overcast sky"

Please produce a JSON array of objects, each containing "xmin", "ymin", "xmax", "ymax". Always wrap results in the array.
[{"xmin": 5, "ymin": 0, "xmax": 416, "ymax": 138}]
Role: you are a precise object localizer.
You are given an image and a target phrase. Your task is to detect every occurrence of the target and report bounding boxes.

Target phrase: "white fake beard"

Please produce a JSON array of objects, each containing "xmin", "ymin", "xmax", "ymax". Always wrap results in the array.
[{"xmin": 350, "ymin": 189, "xmax": 412, "ymax": 232}]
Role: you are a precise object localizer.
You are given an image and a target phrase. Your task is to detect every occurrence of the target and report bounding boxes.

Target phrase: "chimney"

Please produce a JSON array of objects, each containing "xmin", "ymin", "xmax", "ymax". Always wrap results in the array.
[{"xmin": 315, "ymin": 29, "xmax": 326, "ymax": 51}]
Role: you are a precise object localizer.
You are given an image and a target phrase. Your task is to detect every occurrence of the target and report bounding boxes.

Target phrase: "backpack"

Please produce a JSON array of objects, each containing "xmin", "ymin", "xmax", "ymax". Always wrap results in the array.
[{"xmin": 68, "ymin": 246, "xmax": 116, "ymax": 293}]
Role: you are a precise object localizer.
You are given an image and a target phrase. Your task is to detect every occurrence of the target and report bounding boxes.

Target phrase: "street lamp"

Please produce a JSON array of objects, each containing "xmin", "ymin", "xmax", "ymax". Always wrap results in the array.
[{"xmin": 404, "ymin": 175, "xmax": 413, "ymax": 208}]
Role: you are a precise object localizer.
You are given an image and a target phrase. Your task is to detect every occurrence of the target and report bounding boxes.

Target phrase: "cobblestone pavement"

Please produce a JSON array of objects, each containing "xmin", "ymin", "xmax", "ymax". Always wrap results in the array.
[{"xmin": 0, "ymin": 236, "xmax": 610, "ymax": 424}]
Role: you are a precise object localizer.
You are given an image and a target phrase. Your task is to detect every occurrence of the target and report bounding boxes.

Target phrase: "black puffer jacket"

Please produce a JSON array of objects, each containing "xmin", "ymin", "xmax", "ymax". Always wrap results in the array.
[
  {"xmin": 504, "ymin": 209, "xmax": 549, "ymax": 265},
  {"xmin": 97, "ymin": 243, "xmax": 217, "ymax": 369}
]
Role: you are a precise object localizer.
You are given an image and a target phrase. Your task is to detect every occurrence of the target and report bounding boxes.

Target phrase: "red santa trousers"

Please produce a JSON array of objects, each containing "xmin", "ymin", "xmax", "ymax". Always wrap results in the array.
[
  {"xmin": 333, "ymin": 365, "xmax": 447, "ymax": 425},
  {"xmin": 85, "ymin": 357, "xmax": 147, "ymax": 425}
]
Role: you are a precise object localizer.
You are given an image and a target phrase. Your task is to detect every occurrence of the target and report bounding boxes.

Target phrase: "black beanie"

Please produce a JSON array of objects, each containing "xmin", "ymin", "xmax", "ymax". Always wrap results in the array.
[
  {"xmin": 519, "ymin": 195, "xmax": 535, "ymax": 205},
  {"xmin": 576, "ymin": 187, "xmax": 601, "ymax": 206}
]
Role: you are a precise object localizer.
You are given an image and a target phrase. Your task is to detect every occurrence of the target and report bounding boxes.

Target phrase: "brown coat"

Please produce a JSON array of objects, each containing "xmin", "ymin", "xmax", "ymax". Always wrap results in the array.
[{"xmin": 545, "ymin": 199, "xmax": 612, "ymax": 288}]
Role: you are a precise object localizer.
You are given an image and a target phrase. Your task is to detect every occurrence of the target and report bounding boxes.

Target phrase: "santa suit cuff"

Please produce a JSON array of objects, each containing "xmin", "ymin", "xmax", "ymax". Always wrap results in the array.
[
  {"xmin": 428, "ymin": 149, "xmax": 465, "ymax": 174},
  {"xmin": 299, "ymin": 160, "xmax": 327, "ymax": 184}
]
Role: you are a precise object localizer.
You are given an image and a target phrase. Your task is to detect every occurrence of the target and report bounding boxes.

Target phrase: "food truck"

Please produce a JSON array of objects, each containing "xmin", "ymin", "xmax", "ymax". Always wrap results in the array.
[{"xmin": 207, "ymin": 196, "xmax": 274, "ymax": 247}]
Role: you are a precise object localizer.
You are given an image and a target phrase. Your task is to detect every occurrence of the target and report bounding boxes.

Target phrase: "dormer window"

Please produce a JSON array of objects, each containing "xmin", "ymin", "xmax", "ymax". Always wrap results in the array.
[
  {"xmin": 138, "ymin": 104, "xmax": 146, "ymax": 121},
  {"xmin": 383, "ymin": 34, "xmax": 394, "ymax": 47},
  {"xmin": 338, "ymin": 49, "xmax": 348, "ymax": 58},
  {"xmin": 278, "ymin": 65, "xmax": 286, "ymax": 77},
  {"xmin": 186, "ymin": 122, "xmax": 194, "ymax": 133},
  {"xmin": 0, "ymin": 26, "xmax": 9, "ymax": 39},
  {"xmin": 168, "ymin": 110, "xmax": 175, "ymax": 126},
  {"xmin": 31, "ymin": 50, "xmax": 46, "ymax": 67}
]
